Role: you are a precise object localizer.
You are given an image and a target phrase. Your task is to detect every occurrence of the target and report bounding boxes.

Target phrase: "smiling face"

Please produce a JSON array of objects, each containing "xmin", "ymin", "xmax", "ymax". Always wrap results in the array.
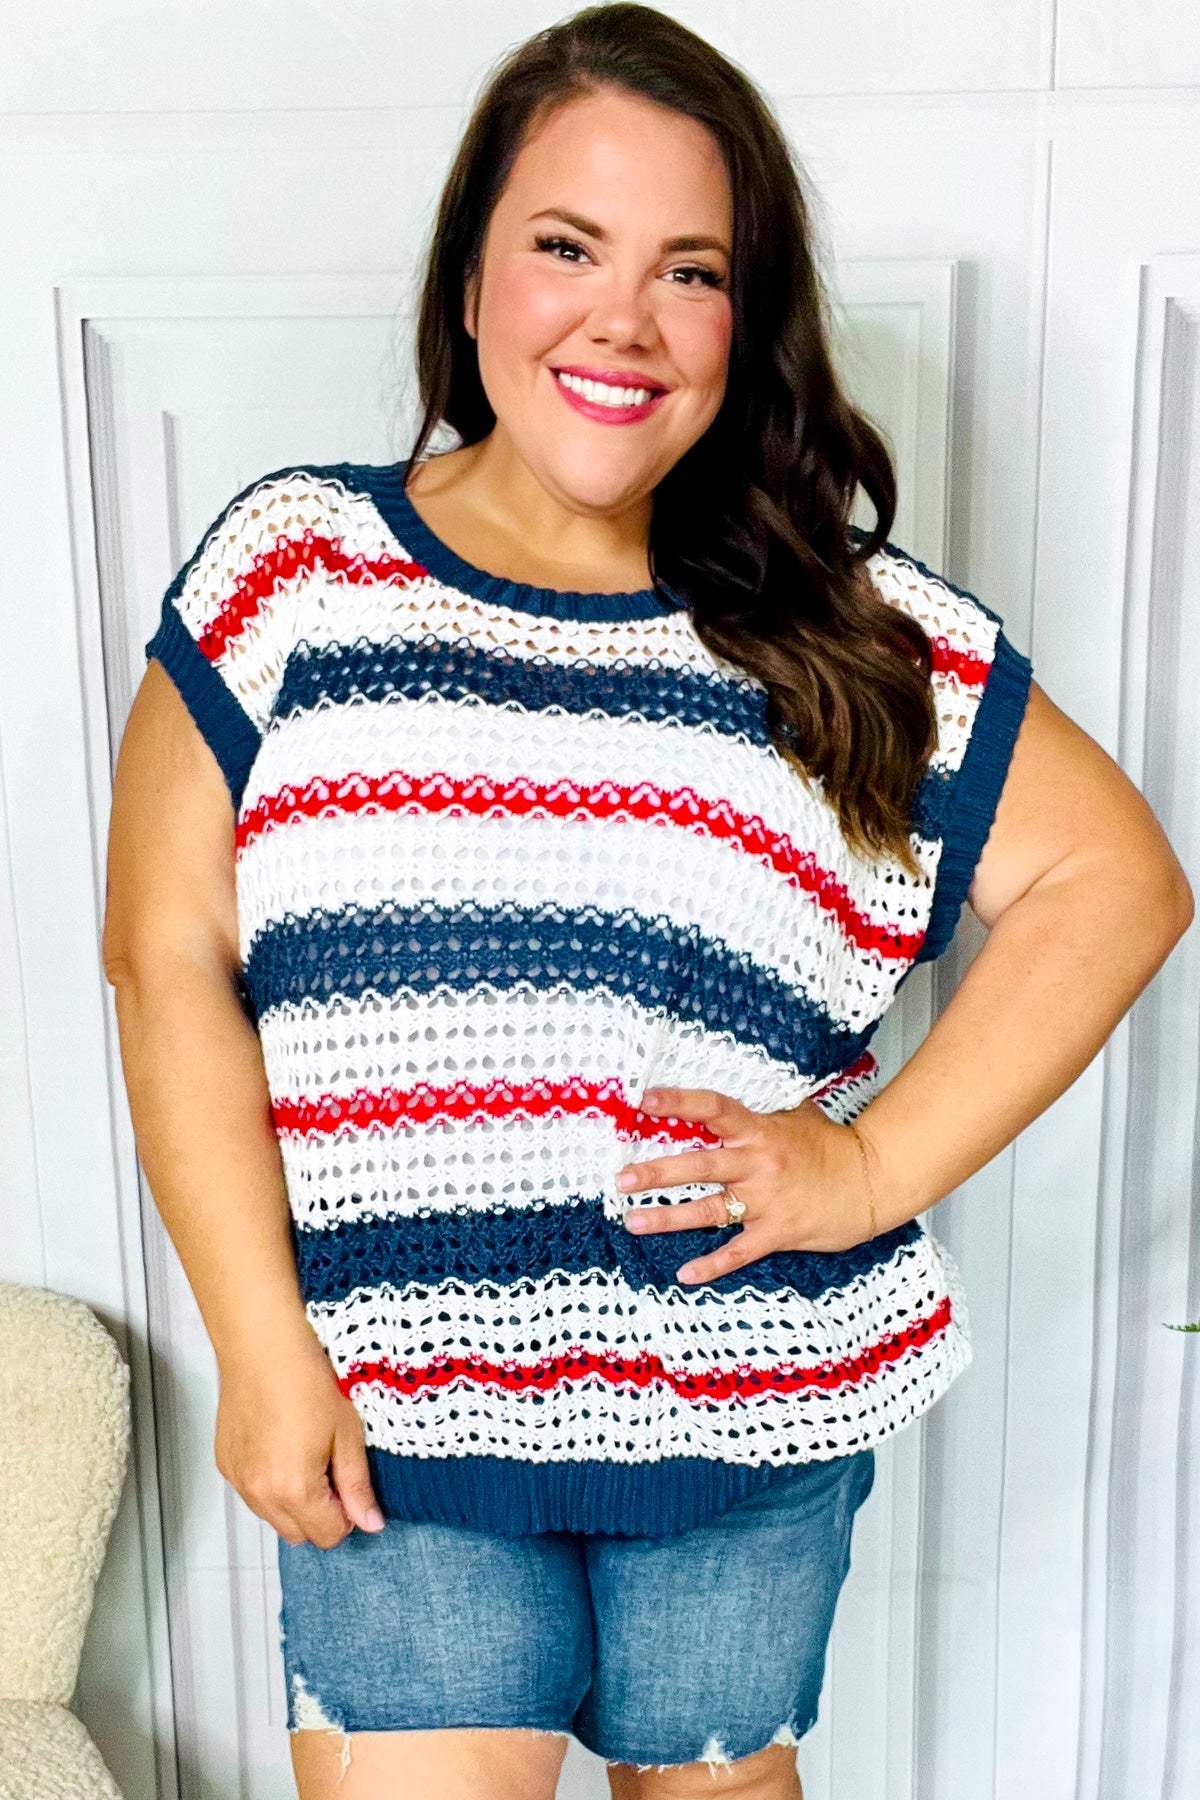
[{"xmin": 464, "ymin": 85, "xmax": 735, "ymax": 519}]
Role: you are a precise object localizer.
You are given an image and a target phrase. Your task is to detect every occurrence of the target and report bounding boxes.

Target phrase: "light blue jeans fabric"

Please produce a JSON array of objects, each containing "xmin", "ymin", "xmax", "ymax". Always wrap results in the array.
[{"xmin": 276, "ymin": 1446, "xmax": 875, "ymax": 1769}]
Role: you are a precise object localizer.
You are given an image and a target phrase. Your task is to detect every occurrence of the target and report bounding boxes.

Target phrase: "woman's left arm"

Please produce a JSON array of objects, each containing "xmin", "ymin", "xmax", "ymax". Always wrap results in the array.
[
  {"xmin": 619, "ymin": 681, "xmax": 1195, "ymax": 1281},
  {"xmin": 848, "ymin": 677, "xmax": 1194, "ymax": 1230}
]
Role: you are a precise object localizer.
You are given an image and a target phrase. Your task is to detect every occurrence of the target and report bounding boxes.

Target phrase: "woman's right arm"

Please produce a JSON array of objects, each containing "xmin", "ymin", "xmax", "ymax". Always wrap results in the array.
[{"xmin": 103, "ymin": 659, "xmax": 384, "ymax": 1548}]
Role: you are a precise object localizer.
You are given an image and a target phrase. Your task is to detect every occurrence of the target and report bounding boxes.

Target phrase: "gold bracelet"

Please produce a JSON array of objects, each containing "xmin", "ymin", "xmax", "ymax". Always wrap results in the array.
[{"xmin": 847, "ymin": 1120, "xmax": 877, "ymax": 1241}]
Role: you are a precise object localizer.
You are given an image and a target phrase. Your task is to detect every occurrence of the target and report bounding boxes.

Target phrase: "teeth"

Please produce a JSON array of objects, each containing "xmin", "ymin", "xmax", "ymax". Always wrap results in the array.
[{"xmin": 555, "ymin": 371, "xmax": 657, "ymax": 408}]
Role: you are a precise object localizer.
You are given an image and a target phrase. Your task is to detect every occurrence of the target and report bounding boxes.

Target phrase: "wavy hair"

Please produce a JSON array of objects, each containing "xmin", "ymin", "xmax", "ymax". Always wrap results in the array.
[{"xmin": 408, "ymin": 2, "xmax": 938, "ymax": 875}]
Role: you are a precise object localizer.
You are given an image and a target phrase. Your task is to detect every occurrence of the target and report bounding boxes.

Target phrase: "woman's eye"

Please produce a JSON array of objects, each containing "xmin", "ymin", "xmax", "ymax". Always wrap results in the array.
[
  {"xmin": 533, "ymin": 234, "xmax": 590, "ymax": 263},
  {"xmin": 668, "ymin": 265, "xmax": 726, "ymax": 290}
]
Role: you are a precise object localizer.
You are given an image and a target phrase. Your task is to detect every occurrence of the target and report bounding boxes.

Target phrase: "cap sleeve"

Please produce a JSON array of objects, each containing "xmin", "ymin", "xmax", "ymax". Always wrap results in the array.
[
  {"xmin": 872, "ymin": 545, "xmax": 1034, "ymax": 964},
  {"xmin": 144, "ymin": 466, "xmax": 333, "ymax": 811}
]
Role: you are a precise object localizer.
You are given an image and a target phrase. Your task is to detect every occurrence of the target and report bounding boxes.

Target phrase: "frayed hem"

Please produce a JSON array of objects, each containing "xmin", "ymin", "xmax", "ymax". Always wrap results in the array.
[
  {"xmin": 288, "ymin": 1673, "xmax": 353, "ymax": 1780},
  {"xmin": 597, "ymin": 1713, "xmax": 812, "ymax": 1774},
  {"xmin": 286, "ymin": 1702, "xmax": 571, "ymax": 1747}
]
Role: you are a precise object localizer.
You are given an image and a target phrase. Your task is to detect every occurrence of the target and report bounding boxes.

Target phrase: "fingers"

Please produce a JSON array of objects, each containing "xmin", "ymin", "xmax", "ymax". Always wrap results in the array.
[
  {"xmin": 624, "ymin": 1189, "xmax": 736, "ymax": 1234},
  {"xmin": 213, "ymin": 1350, "xmax": 385, "ymax": 1552},
  {"xmin": 676, "ymin": 1226, "xmax": 770, "ymax": 1286},
  {"xmin": 330, "ymin": 1413, "xmax": 386, "ymax": 1536},
  {"xmin": 273, "ymin": 1511, "xmax": 309, "ymax": 1549},
  {"xmin": 622, "ymin": 1184, "xmax": 773, "ymax": 1288},
  {"xmin": 639, "ymin": 1086, "xmax": 750, "ymax": 1138},
  {"xmin": 617, "ymin": 1148, "xmax": 741, "ymax": 1195},
  {"xmin": 293, "ymin": 1479, "xmax": 353, "ymax": 1550},
  {"xmin": 236, "ymin": 1466, "xmax": 351, "ymax": 1550}
]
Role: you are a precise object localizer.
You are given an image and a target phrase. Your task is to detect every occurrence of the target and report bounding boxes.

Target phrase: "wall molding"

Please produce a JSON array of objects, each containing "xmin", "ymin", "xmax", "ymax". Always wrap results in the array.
[{"xmin": 1092, "ymin": 256, "xmax": 1200, "ymax": 1800}]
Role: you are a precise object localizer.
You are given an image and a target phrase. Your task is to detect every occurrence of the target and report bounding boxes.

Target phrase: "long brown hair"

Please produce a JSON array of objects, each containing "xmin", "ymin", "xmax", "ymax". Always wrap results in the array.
[{"xmin": 408, "ymin": 2, "xmax": 937, "ymax": 876}]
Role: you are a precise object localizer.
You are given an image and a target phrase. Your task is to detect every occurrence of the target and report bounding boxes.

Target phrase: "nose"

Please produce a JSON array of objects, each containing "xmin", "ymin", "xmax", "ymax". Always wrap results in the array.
[{"xmin": 582, "ymin": 266, "xmax": 660, "ymax": 354}]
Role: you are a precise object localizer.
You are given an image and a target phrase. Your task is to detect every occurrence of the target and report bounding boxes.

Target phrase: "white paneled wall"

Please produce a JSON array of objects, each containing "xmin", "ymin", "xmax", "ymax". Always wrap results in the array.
[{"xmin": 1, "ymin": 8, "xmax": 1196, "ymax": 1798}]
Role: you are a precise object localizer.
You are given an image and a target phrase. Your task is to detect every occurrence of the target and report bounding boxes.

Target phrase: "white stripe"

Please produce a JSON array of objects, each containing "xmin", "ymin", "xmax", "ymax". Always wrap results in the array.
[
  {"xmin": 279, "ymin": 1111, "xmax": 666, "ymax": 1227},
  {"xmin": 236, "ymin": 806, "xmax": 920, "ymax": 1033},
  {"xmin": 257, "ymin": 984, "xmax": 817, "ymax": 1105},
  {"xmin": 307, "ymin": 1232, "xmax": 946, "ymax": 1375},
  {"xmin": 869, "ymin": 547, "xmax": 1003, "ymax": 671},
  {"xmin": 868, "ymin": 551, "xmax": 1000, "ymax": 775},
  {"xmin": 329, "ymin": 1235, "xmax": 972, "ymax": 1468},
  {"xmin": 927, "ymin": 666, "xmax": 997, "ymax": 779},
  {"xmin": 178, "ymin": 471, "xmax": 334, "ymax": 618},
  {"xmin": 346, "ymin": 1343, "xmax": 969, "ymax": 1465},
  {"xmin": 216, "ymin": 617, "xmax": 289, "ymax": 735},
  {"xmin": 174, "ymin": 472, "xmax": 342, "ymax": 732},
  {"xmin": 244, "ymin": 691, "xmax": 941, "ymax": 924}
]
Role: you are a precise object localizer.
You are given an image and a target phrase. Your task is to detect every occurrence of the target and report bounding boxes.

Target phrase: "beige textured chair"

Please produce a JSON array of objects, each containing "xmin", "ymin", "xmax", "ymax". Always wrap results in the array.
[{"xmin": 0, "ymin": 1281, "xmax": 131, "ymax": 1799}]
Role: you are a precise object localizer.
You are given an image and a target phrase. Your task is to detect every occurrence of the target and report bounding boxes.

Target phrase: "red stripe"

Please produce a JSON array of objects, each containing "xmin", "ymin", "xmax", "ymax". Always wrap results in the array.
[
  {"xmin": 197, "ymin": 533, "xmax": 427, "ymax": 661},
  {"xmin": 929, "ymin": 636, "xmax": 990, "ymax": 687},
  {"xmin": 272, "ymin": 1076, "xmax": 718, "ymax": 1144},
  {"xmin": 809, "ymin": 1049, "xmax": 879, "ymax": 1100},
  {"xmin": 338, "ymin": 1296, "xmax": 954, "ymax": 1404},
  {"xmin": 238, "ymin": 769, "xmax": 924, "ymax": 960}
]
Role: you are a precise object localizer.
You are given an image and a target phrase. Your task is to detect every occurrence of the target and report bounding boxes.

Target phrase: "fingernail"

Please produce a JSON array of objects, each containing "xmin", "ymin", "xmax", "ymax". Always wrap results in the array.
[
  {"xmin": 677, "ymin": 1263, "xmax": 699, "ymax": 1282},
  {"xmin": 640, "ymin": 1090, "xmax": 660, "ymax": 1108},
  {"xmin": 616, "ymin": 1169, "xmax": 636, "ymax": 1190},
  {"xmin": 365, "ymin": 1506, "xmax": 385, "ymax": 1531},
  {"xmin": 624, "ymin": 1211, "xmax": 647, "ymax": 1231}
]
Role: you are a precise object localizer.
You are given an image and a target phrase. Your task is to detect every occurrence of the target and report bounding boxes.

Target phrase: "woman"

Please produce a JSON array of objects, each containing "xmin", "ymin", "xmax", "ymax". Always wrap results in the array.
[{"xmin": 103, "ymin": 6, "xmax": 1192, "ymax": 1798}]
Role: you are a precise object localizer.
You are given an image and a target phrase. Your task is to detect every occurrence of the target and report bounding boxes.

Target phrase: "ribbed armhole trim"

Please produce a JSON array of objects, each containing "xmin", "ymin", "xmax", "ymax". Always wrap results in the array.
[
  {"xmin": 145, "ymin": 597, "xmax": 260, "ymax": 812},
  {"xmin": 919, "ymin": 629, "xmax": 1033, "ymax": 963}
]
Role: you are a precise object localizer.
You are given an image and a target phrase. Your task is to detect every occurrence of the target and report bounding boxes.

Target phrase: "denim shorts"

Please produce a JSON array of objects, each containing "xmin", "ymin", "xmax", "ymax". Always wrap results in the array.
[{"xmin": 276, "ymin": 1446, "xmax": 875, "ymax": 1769}]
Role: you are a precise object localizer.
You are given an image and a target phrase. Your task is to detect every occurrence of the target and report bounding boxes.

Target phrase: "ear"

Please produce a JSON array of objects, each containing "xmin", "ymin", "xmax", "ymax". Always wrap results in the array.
[{"xmin": 463, "ymin": 264, "xmax": 479, "ymax": 341}]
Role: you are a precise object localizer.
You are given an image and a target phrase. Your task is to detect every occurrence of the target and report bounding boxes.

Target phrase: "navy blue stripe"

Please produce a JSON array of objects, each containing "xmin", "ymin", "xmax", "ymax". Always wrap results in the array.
[
  {"xmin": 277, "ymin": 632, "xmax": 773, "ymax": 746},
  {"xmin": 294, "ymin": 1194, "xmax": 922, "ymax": 1306},
  {"xmin": 917, "ymin": 628, "xmax": 1033, "ymax": 962},
  {"xmin": 145, "ymin": 597, "xmax": 260, "ymax": 811},
  {"xmin": 241, "ymin": 900, "xmax": 872, "ymax": 1075}
]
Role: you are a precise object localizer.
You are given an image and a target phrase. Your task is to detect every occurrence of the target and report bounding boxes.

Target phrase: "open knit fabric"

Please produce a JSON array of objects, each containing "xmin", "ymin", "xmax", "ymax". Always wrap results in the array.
[{"xmin": 145, "ymin": 459, "xmax": 1033, "ymax": 1537}]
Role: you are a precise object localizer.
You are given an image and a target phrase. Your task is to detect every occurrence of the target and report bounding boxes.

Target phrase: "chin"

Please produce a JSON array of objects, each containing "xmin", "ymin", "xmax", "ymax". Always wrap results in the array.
[{"xmin": 529, "ymin": 437, "xmax": 672, "ymax": 514}]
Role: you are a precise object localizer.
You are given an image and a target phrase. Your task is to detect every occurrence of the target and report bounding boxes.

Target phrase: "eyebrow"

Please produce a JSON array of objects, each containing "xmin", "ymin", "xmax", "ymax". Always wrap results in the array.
[{"xmin": 528, "ymin": 207, "xmax": 731, "ymax": 258}]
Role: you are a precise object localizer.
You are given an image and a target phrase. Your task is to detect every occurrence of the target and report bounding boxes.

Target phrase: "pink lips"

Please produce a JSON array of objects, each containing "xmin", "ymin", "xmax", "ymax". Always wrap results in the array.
[{"xmin": 550, "ymin": 365, "xmax": 669, "ymax": 426}]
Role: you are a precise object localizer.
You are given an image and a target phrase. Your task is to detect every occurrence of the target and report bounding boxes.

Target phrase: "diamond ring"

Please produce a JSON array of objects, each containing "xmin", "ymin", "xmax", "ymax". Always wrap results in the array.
[{"xmin": 723, "ymin": 1190, "xmax": 748, "ymax": 1225}]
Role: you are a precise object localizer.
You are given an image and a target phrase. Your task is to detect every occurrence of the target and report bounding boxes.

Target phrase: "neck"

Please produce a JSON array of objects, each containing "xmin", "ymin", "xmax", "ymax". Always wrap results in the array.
[{"xmin": 424, "ymin": 428, "xmax": 654, "ymax": 587}]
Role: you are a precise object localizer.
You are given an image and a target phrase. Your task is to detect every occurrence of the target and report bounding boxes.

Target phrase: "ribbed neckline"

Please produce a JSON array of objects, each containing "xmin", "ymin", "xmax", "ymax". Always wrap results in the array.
[{"xmin": 364, "ymin": 460, "xmax": 688, "ymax": 623}]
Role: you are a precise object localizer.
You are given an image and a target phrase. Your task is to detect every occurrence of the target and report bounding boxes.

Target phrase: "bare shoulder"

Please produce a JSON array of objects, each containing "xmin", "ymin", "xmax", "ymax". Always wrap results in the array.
[
  {"xmin": 967, "ymin": 679, "xmax": 1193, "ymax": 928},
  {"xmin": 103, "ymin": 659, "xmax": 239, "ymax": 975},
  {"xmin": 119, "ymin": 656, "xmax": 229, "ymax": 794}
]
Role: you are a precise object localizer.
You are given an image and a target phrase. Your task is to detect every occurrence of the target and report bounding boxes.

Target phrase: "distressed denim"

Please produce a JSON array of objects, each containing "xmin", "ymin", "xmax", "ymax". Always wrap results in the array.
[{"xmin": 276, "ymin": 1445, "xmax": 875, "ymax": 1771}]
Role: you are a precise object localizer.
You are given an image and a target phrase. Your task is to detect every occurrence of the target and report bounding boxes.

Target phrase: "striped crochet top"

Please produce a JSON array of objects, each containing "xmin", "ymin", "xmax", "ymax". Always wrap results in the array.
[{"xmin": 145, "ymin": 459, "xmax": 1033, "ymax": 1538}]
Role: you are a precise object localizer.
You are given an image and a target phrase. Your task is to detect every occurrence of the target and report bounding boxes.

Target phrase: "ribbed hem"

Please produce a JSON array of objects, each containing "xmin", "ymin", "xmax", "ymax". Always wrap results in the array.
[
  {"xmin": 145, "ymin": 596, "xmax": 260, "ymax": 811},
  {"xmin": 919, "ymin": 628, "xmax": 1033, "ymax": 962},
  {"xmin": 366, "ymin": 1448, "xmax": 800, "ymax": 1539}
]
